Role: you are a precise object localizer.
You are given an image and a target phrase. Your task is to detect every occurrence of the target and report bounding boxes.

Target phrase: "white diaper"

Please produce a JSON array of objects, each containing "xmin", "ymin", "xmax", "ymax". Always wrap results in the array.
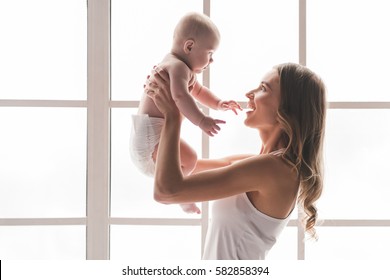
[{"xmin": 130, "ymin": 114, "xmax": 164, "ymax": 177}]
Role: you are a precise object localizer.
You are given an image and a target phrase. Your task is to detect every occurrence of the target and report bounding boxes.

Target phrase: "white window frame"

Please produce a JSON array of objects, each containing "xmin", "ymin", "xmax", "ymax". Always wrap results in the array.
[{"xmin": 1, "ymin": 0, "xmax": 390, "ymax": 260}]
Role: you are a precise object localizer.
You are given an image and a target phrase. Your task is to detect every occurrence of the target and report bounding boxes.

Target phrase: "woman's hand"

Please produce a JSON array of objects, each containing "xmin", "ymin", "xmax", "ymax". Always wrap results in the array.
[{"xmin": 145, "ymin": 67, "xmax": 180, "ymax": 119}]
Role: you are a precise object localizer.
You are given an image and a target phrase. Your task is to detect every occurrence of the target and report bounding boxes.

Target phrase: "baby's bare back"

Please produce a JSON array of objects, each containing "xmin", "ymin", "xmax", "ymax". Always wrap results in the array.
[{"xmin": 138, "ymin": 54, "xmax": 195, "ymax": 118}]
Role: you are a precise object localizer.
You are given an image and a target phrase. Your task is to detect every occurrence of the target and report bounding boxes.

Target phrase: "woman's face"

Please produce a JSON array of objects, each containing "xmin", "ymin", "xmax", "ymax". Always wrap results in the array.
[{"xmin": 244, "ymin": 69, "xmax": 281, "ymax": 129}]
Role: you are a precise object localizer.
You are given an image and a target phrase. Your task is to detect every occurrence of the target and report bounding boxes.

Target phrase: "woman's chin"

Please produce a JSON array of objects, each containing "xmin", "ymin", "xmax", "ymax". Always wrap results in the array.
[
  {"xmin": 244, "ymin": 111, "xmax": 258, "ymax": 128},
  {"xmin": 243, "ymin": 115, "xmax": 252, "ymax": 127}
]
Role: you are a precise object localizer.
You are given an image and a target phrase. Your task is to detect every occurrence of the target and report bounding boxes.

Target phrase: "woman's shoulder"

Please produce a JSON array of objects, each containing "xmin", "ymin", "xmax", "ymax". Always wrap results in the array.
[
  {"xmin": 227, "ymin": 152, "xmax": 292, "ymax": 181},
  {"xmin": 241, "ymin": 152, "xmax": 299, "ymax": 214},
  {"xmin": 236, "ymin": 152, "xmax": 298, "ymax": 187},
  {"xmin": 240, "ymin": 150, "xmax": 289, "ymax": 166}
]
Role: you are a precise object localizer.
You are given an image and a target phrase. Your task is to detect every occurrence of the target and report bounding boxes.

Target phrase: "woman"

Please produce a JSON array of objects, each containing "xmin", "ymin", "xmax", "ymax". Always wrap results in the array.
[{"xmin": 146, "ymin": 63, "xmax": 327, "ymax": 260}]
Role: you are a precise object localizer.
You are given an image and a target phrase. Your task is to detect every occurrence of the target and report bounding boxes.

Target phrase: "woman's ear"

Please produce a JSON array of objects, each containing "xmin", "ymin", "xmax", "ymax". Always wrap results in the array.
[{"xmin": 184, "ymin": 39, "xmax": 195, "ymax": 54}]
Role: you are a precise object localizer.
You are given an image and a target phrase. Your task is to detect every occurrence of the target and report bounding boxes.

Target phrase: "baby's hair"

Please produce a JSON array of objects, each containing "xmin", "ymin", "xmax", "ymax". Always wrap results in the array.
[{"xmin": 173, "ymin": 12, "xmax": 220, "ymax": 43}]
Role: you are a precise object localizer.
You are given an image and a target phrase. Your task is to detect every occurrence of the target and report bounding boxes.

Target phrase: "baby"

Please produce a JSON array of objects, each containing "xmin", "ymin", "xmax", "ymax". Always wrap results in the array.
[{"xmin": 130, "ymin": 12, "xmax": 241, "ymax": 214}]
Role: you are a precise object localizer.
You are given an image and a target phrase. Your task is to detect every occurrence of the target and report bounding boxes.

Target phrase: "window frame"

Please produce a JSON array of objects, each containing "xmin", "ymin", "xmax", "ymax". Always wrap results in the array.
[{"xmin": 1, "ymin": 0, "xmax": 390, "ymax": 260}]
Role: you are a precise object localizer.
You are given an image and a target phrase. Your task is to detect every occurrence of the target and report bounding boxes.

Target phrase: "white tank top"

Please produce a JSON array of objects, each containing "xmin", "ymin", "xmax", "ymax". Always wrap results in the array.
[{"xmin": 202, "ymin": 192, "xmax": 292, "ymax": 260}]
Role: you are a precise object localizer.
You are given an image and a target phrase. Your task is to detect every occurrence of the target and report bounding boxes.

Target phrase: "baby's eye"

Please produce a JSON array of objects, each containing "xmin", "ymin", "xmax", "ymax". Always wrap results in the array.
[{"xmin": 260, "ymin": 85, "xmax": 266, "ymax": 91}]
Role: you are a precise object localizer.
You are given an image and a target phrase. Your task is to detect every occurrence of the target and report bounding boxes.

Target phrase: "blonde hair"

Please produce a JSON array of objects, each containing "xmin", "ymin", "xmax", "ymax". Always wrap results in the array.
[
  {"xmin": 275, "ymin": 63, "xmax": 327, "ymax": 240},
  {"xmin": 173, "ymin": 12, "xmax": 220, "ymax": 44}
]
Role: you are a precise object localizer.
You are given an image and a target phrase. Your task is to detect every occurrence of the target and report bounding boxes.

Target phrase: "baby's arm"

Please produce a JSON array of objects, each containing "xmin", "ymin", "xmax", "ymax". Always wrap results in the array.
[
  {"xmin": 170, "ymin": 69, "xmax": 205, "ymax": 126},
  {"xmin": 170, "ymin": 65, "xmax": 225, "ymax": 136},
  {"xmin": 191, "ymin": 81, "xmax": 220, "ymax": 110},
  {"xmin": 191, "ymin": 81, "xmax": 242, "ymax": 114}
]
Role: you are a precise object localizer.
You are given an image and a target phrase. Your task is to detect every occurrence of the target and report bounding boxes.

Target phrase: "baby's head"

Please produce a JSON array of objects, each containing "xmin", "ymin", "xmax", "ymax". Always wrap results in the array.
[{"xmin": 172, "ymin": 12, "xmax": 220, "ymax": 73}]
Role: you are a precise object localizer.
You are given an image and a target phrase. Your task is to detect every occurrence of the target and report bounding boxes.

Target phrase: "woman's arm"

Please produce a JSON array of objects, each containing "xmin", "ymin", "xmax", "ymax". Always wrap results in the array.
[
  {"xmin": 192, "ymin": 154, "xmax": 255, "ymax": 174},
  {"xmin": 154, "ymin": 148, "xmax": 280, "ymax": 204}
]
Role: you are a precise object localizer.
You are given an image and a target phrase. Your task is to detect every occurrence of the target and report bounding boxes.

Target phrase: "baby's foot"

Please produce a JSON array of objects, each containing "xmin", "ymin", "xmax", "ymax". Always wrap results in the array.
[{"xmin": 180, "ymin": 203, "xmax": 201, "ymax": 214}]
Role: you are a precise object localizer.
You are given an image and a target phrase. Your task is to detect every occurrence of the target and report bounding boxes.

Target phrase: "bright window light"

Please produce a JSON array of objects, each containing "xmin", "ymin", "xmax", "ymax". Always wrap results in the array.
[
  {"xmin": 0, "ymin": 0, "xmax": 86, "ymax": 100},
  {"xmin": 0, "ymin": 226, "xmax": 86, "ymax": 260},
  {"xmin": 0, "ymin": 108, "xmax": 86, "ymax": 218},
  {"xmin": 1, "ymin": 0, "xmax": 389, "ymax": 261},
  {"xmin": 307, "ymin": 0, "xmax": 390, "ymax": 101}
]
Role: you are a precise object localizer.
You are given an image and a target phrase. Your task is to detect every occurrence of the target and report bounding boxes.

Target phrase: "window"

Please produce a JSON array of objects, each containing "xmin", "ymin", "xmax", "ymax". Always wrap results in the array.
[
  {"xmin": 0, "ymin": 0, "xmax": 87, "ymax": 260},
  {"xmin": 1, "ymin": 0, "xmax": 389, "ymax": 260},
  {"xmin": 305, "ymin": 0, "xmax": 390, "ymax": 260}
]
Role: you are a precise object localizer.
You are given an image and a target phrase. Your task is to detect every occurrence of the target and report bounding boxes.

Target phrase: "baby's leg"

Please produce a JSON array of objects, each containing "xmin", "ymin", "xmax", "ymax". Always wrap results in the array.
[
  {"xmin": 152, "ymin": 139, "xmax": 200, "ymax": 214},
  {"xmin": 152, "ymin": 139, "xmax": 197, "ymax": 175},
  {"xmin": 178, "ymin": 139, "xmax": 201, "ymax": 214},
  {"xmin": 179, "ymin": 139, "xmax": 197, "ymax": 176}
]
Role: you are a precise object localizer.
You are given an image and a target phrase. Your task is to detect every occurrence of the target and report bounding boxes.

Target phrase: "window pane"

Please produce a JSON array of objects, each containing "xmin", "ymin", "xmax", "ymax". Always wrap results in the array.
[
  {"xmin": 0, "ymin": 226, "xmax": 86, "ymax": 260},
  {"xmin": 320, "ymin": 110, "xmax": 390, "ymax": 219},
  {"xmin": 0, "ymin": 108, "xmax": 86, "ymax": 218},
  {"xmin": 110, "ymin": 225, "xmax": 201, "ymax": 260},
  {"xmin": 211, "ymin": 0, "xmax": 299, "ymax": 100},
  {"xmin": 307, "ymin": 0, "xmax": 390, "ymax": 101},
  {"xmin": 111, "ymin": 0, "xmax": 202, "ymax": 100},
  {"xmin": 111, "ymin": 108, "xmax": 202, "ymax": 218},
  {"xmin": 305, "ymin": 227, "xmax": 390, "ymax": 260},
  {"xmin": 0, "ymin": 0, "xmax": 86, "ymax": 100},
  {"xmin": 210, "ymin": 110, "xmax": 260, "ymax": 158}
]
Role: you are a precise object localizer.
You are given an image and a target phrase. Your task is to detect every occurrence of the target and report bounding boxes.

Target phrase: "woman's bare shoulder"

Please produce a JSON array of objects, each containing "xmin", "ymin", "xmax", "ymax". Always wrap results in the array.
[
  {"xmin": 258, "ymin": 153, "xmax": 299, "ymax": 195},
  {"xmin": 232, "ymin": 153, "xmax": 298, "ymax": 190}
]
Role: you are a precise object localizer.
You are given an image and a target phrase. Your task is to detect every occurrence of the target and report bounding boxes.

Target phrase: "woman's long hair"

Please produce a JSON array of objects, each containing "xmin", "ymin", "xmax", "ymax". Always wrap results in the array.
[{"xmin": 275, "ymin": 63, "xmax": 327, "ymax": 240}]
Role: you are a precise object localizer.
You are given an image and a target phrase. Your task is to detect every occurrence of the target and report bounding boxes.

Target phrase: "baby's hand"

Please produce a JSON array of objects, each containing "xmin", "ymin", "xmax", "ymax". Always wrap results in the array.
[
  {"xmin": 217, "ymin": 100, "xmax": 243, "ymax": 115},
  {"xmin": 198, "ymin": 116, "xmax": 226, "ymax": 137}
]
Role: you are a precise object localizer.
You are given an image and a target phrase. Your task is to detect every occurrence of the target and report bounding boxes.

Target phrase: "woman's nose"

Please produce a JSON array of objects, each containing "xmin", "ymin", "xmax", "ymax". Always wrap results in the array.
[{"xmin": 245, "ymin": 92, "xmax": 254, "ymax": 99}]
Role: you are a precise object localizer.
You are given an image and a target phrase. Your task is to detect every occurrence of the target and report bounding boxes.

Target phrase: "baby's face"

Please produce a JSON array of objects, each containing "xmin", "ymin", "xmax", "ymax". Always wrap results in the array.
[{"xmin": 188, "ymin": 33, "xmax": 219, "ymax": 73}]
